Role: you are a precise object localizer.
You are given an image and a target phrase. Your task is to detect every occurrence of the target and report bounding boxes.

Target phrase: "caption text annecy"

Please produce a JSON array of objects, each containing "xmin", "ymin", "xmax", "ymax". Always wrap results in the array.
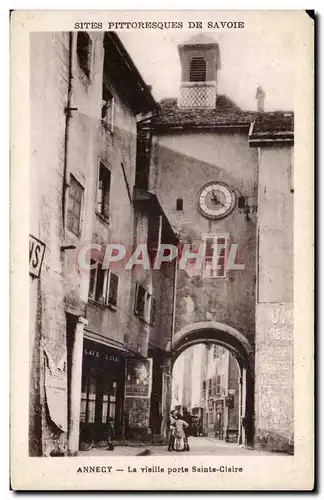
[
  {"xmin": 77, "ymin": 464, "xmax": 244, "ymax": 474},
  {"xmin": 74, "ymin": 21, "xmax": 245, "ymax": 30}
]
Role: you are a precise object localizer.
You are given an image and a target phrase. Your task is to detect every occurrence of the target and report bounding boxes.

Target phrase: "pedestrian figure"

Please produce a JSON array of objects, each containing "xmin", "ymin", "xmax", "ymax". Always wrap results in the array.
[
  {"xmin": 106, "ymin": 417, "xmax": 115, "ymax": 451},
  {"xmin": 167, "ymin": 410, "xmax": 177, "ymax": 451},
  {"xmin": 182, "ymin": 408, "xmax": 192, "ymax": 451},
  {"xmin": 174, "ymin": 414, "xmax": 189, "ymax": 452}
]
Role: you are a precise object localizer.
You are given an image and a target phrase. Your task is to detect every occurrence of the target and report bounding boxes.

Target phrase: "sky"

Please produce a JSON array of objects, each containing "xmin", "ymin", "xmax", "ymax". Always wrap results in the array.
[{"xmin": 119, "ymin": 30, "xmax": 295, "ymax": 111}]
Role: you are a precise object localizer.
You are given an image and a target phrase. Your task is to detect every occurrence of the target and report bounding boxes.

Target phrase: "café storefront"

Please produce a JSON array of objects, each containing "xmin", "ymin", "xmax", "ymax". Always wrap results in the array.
[{"xmin": 79, "ymin": 338, "xmax": 129, "ymax": 448}]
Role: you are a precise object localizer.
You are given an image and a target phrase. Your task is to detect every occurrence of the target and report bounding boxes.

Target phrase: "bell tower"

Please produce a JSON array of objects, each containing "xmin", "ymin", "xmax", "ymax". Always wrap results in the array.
[{"xmin": 177, "ymin": 33, "xmax": 221, "ymax": 109}]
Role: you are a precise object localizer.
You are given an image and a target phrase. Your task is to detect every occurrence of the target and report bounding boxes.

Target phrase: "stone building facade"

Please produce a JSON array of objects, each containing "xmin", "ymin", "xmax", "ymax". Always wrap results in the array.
[
  {"xmin": 29, "ymin": 31, "xmax": 176, "ymax": 456},
  {"xmin": 201, "ymin": 344, "xmax": 240, "ymax": 442},
  {"xmin": 142, "ymin": 33, "xmax": 294, "ymax": 452}
]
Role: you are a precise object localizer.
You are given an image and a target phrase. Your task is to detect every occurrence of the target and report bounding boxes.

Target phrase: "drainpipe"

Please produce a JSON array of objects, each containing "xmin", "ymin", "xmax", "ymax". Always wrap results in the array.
[
  {"xmin": 171, "ymin": 252, "xmax": 178, "ymax": 351},
  {"xmin": 62, "ymin": 32, "xmax": 74, "ymax": 238}
]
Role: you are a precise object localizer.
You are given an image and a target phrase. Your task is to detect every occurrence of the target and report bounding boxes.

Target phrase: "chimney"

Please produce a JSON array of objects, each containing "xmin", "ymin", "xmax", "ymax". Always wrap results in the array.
[{"xmin": 255, "ymin": 86, "xmax": 265, "ymax": 112}]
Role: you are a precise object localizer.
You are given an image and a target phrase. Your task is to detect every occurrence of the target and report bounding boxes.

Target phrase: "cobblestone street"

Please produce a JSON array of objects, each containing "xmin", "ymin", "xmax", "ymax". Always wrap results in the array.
[{"xmin": 79, "ymin": 436, "xmax": 287, "ymax": 457}]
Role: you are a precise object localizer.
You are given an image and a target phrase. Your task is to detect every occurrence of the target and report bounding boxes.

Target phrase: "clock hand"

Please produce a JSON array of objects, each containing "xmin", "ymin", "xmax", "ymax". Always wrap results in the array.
[
  {"xmin": 211, "ymin": 191, "xmax": 219, "ymax": 203},
  {"xmin": 211, "ymin": 191, "xmax": 226, "ymax": 208}
]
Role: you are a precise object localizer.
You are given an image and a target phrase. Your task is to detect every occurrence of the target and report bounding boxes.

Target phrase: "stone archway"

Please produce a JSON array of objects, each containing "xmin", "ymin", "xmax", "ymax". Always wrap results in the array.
[{"xmin": 170, "ymin": 321, "xmax": 254, "ymax": 446}]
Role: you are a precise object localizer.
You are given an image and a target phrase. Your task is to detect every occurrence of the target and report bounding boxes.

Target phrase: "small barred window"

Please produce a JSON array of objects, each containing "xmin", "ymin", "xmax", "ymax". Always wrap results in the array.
[{"xmin": 189, "ymin": 57, "xmax": 207, "ymax": 82}]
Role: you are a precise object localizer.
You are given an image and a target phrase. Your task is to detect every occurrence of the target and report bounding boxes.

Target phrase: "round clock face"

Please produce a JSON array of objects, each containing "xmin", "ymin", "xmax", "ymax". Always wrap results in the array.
[{"xmin": 198, "ymin": 182, "xmax": 236, "ymax": 220}]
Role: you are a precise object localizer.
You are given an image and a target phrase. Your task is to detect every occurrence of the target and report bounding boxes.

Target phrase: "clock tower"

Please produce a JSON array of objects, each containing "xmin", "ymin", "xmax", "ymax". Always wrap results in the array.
[{"xmin": 177, "ymin": 33, "xmax": 221, "ymax": 109}]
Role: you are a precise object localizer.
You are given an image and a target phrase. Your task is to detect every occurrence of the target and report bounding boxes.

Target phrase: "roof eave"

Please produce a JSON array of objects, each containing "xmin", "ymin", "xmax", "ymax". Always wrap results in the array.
[
  {"xmin": 152, "ymin": 122, "xmax": 252, "ymax": 133},
  {"xmin": 105, "ymin": 32, "xmax": 158, "ymax": 114},
  {"xmin": 248, "ymin": 136, "xmax": 294, "ymax": 147}
]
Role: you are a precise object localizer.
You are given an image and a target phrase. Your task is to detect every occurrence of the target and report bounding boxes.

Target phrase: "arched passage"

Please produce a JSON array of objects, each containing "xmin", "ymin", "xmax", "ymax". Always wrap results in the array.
[{"xmin": 170, "ymin": 321, "xmax": 254, "ymax": 446}]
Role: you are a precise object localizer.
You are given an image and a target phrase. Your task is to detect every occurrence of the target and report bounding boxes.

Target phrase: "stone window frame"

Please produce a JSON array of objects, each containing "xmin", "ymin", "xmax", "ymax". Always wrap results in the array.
[
  {"xmin": 96, "ymin": 161, "xmax": 111, "ymax": 222},
  {"xmin": 88, "ymin": 259, "xmax": 119, "ymax": 310},
  {"xmin": 202, "ymin": 233, "xmax": 229, "ymax": 279},
  {"xmin": 101, "ymin": 84, "xmax": 115, "ymax": 134},
  {"xmin": 76, "ymin": 31, "xmax": 93, "ymax": 81},
  {"xmin": 134, "ymin": 283, "xmax": 156, "ymax": 326},
  {"xmin": 67, "ymin": 174, "xmax": 84, "ymax": 237}
]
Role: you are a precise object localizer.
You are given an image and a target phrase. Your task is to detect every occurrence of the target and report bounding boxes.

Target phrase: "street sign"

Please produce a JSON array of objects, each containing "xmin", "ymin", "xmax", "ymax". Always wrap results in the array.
[{"xmin": 29, "ymin": 235, "xmax": 46, "ymax": 278}]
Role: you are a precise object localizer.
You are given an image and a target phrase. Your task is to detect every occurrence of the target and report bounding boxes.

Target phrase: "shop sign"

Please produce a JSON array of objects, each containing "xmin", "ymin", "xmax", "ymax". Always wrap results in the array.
[
  {"xmin": 125, "ymin": 358, "xmax": 152, "ymax": 398},
  {"xmin": 84, "ymin": 347, "xmax": 121, "ymax": 364},
  {"xmin": 29, "ymin": 234, "xmax": 46, "ymax": 278}
]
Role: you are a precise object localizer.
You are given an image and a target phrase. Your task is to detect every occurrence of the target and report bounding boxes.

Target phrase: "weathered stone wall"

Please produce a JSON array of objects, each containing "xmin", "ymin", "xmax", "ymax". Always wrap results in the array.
[
  {"xmin": 30, "ymin": 32, "xmax": 105, "ymax": 456},
  {"xmin": 150, "ymin": 131, "xmax": 258, "ymax": 347},
  {"xmin": 30, "ymin": 32, "xmax": 71, "ymax": 456},
  {"xmin": 84, "ymin": 46, "xmax": 140, "ymax": 350},
  {"xmin": 228, "ymin": 354, "xmax": 240, "ymax": 432},
  {"xmin": 254, "ymin": 146, "xmax": 294, "ymax": 453}
]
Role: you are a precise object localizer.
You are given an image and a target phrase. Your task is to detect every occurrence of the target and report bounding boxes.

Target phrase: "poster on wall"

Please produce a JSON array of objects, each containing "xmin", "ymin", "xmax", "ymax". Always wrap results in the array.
[
  {"xmin": 125, "ymin": 358, "xmax": 153, "ymax": 399},
  {"xmin": 44, "ymin": 350, "xmax": 68, "ymax": 433}
]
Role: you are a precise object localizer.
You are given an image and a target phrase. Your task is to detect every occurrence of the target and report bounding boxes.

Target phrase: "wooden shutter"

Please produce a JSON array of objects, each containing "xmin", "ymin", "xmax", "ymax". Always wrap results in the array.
[{"xmin": 108, "ymin": 273, "xmax": 119, "ymax": 308}]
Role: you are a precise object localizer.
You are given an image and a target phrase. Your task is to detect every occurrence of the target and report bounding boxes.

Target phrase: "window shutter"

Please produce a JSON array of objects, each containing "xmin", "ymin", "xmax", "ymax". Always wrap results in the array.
[
  {"xmin": 108, "ymin": 273, "xmax": 119, "ymax": 308},
  {"xmin": 134, "ymin": 282, "xmax": 139, "ymax": 315},
  {"xmin": 150, "ymin": 298, "xmax": 157, "ymax": 326},
  {"xmin": 216, "ymin": 375, "xmax": 221, "ymax": 395},
  {"xmin": 88, "ymin": 260, "xmax": 97, "ymax": 299},
  {"xmin": 189, "ymin": 57, "xmax": 207, "ymax": 82}
]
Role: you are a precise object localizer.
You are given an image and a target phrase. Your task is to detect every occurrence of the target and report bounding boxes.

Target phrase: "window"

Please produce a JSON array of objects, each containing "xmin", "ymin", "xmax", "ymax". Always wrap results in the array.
[
  {"xmin": 77, "ymin": 32, "xmax": 92, "ymax": 79},
  {"xmin": 67, "ymin": 175, "xmax": 83, "ymax": 236},
  {"xmin": 108, "ymin": 273, "xmax": 119, "ymax": 309},
  {"xmin": 189, "ymin": 57, "xmax": 207, "ymax": 82},
  {"xmin": 150, "ymin": 297, "xmax": 157, "ymax": 326},
  {"xmin": 202, "ymin": 381, "xmax": 207, "ymax": 400},
  {"xmin": 80, "ymin": 377, "xmax": 97, "ymax": 423},
  {"xmin": 176, "ymin": 198, "xmax": 183, "ymax": 211},
  {"xmin": 101, "ymin": 86, "xmax": 114, "ymax": 132},
  {"xmin": 216, "ymin": 375, "xmax": 221, "ymax": 396},
  {"xmin": 212, "ymin": 376, "xmax": 217, "ymax": 397},
  {"xmin": 88, "ymin": 262, "xmax": 119, "ymax": 309},
  {"xmin": 90, "ymin": 262, "xmax": 106, "ymax": 303},
  {"xmin": 135, "ymin": 129, "xmax": 151, "ymax": 190},
  {"xmin": 88, "ymin": 259, "xmax": 98, "ymax": 299},
  {"xmin": 134, "ymin": 283, "xmax": 146, "ymax": 320},
  {"xmin": 99, "ymin": 381, "xmax": 117, "ymax": 424},
  {"xmin": 213, "ymin": 345, "xmax": 226, "ymax": 358},
  {"xmin": 80, "ymin": 377, "xmax": 117, "ymax": 424},
  {"xmin": 203, "ymin": 234, "xmax": 229, "ymax": 279},
  {"xmin": 97, "ymin": 163, "xmax": 111, "ymax": 219},
  {"xmin": 208, "ymin": 378, "xmax": 212, "ymax": 398}
]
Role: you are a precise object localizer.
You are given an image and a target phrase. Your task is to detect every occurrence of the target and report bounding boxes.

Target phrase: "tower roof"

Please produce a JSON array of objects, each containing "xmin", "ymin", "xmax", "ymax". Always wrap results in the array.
[{"xmin": 180, "ymin": 33, "xmax": 219, "ymax": 47}]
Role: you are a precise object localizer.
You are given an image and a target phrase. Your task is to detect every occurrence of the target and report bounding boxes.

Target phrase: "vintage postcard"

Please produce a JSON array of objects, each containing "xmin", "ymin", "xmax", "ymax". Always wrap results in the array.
[{"xmin": 10, "ymin": 9, "xmax": 314, "ymax": 490}]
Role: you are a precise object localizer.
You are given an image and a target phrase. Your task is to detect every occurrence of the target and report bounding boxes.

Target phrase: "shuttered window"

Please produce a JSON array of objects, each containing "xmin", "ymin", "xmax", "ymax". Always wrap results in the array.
[
  {"xmin": 150, "ymin": 297, "xmax": 157, "ymax": 326},
  {"xmin": 67, "ymin": 175, "xmax": 83, "ymax": 236},
  {"xmin": 203, "ymin": 234, "xmax": 229, "ymax": 279},
  {"xmin": 189, "ymin": 57, "xmax": 207, "ymax": 82},
  {"xmin": 108, "ymin": 273, "xmax": 119, "ymax": 309},
  {"xmin": 77, "ymin": 32, "xmax": 92, "ymax": 79},
  {"xmin": 216, "ymin": 375, "xmax": 221, "ymax": 396},
  {"xmin": 88, "ymin": 262, "xmax": 118, "ymax": 309},
  {"xmin": 97, "ymin": 163, "xmax": 111, "ymax": 219},
  {"xmin": 134, "ymin": 283, "xmax": 146, "ymax": 320}
]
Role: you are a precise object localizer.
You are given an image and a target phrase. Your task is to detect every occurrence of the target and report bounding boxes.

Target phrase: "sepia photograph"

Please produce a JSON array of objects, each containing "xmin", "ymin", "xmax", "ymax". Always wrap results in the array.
[{"xmin": 11, "ymin": 9, "xmax": 313, "ymax": 490}]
